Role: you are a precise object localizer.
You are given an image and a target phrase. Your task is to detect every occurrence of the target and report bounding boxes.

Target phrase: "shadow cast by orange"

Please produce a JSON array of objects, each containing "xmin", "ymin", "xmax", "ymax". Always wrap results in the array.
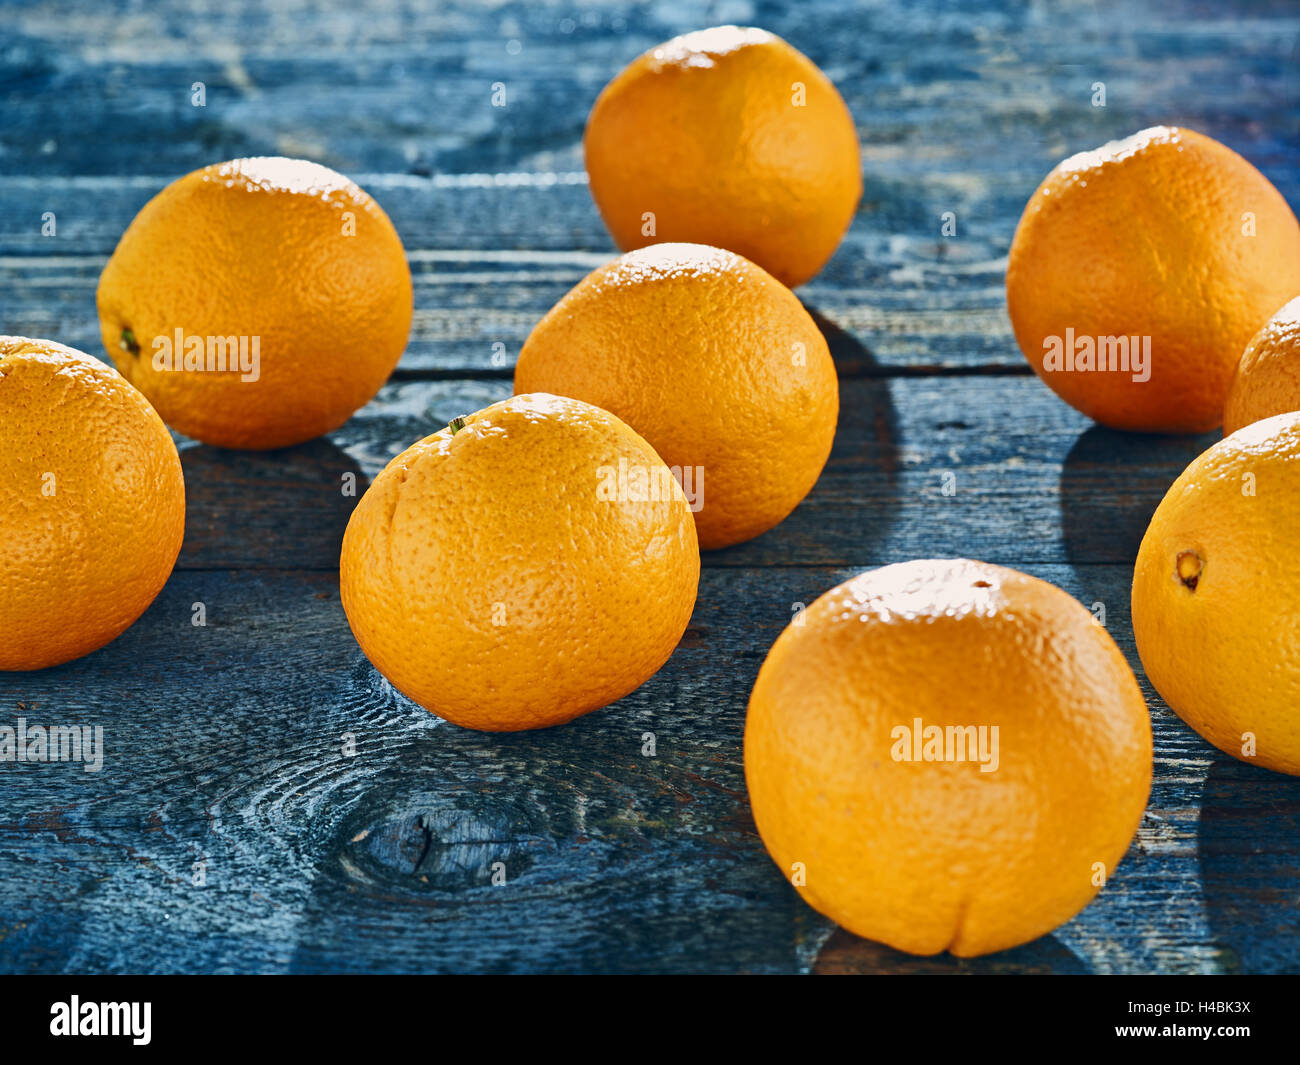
[
  {"xmin": 1198, "ymin": 756, "xmax": 1300, "ymax": 974},
  {"xmin": 813, "ymin": 925, "xmax": 1089, "ymax": 974},
  {"xmin": 178, "ymin": 437, "xmax": 366, "ymax": 570},
  {"xmin": 1058, "ymin": 425, "xmax": 1216, "ymax": 566}
]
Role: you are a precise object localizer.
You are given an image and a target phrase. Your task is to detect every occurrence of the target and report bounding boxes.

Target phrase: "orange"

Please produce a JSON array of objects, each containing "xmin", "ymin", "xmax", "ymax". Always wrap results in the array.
[
  {"xmin": 340, "ymin": 393, "xmax": 700, "ymax": 732},
  {"xmin": 1223, "ymin": 296, "xmax": 1300, "ymax": 435},
  {"xmin": 745, "ymin": 559, "xmax": 1152, "ymax": 957},
  {"xmin": 96, "ymin": 157, "xmax": 412, "ymax": 450},
  {"xmin": 515, "ymin": 243, "xmax": 838, "ymax": 550},
  {"xmin": 584, "ymin": 26, "xmax": 861, "ymax": 288},
  {"xmin": 0, "ymin": 337, "xmax": 185, "ymax": 670},
  {"xmin": 1132, "ymin": 411, "xmax": 1300, "ymax": 775},
  {"xmin": 1007, "ymin": 126, "xmax": 1300, "ymax": 433}
]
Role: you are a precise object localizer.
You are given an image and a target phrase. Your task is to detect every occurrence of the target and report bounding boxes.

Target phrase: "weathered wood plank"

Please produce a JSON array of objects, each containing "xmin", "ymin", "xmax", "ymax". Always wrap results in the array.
[
  {"xmin": 1, "ymin": 1, "xmax": 1296, "ymax": 370},
  {"xmin": 162, "ymin": 374, "xmax": 1217, "ymax": 571},
  {"xmin": 4, "ymin": 0, "xmax": 1298, "ymax": 978},
  {"xmin": 0, "ymin": 564, "xmax": 1293, "ymax": 974},
  {"xmin": 0, "ymin": 246, "xmax": 1018, "ymax": 372},
  {"xmin": 3, "ymin": 0, "xmax": 1295, "ymax": 183}
]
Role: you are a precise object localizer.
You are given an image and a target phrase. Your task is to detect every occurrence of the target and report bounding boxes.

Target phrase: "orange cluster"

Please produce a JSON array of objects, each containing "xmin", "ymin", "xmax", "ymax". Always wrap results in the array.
[{"xmin": 4, "ymin": 22, "xmax": 1300, "ymax": 964}]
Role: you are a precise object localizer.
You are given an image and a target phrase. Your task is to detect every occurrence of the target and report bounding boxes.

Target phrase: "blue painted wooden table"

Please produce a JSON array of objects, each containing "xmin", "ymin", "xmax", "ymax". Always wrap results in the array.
[{"xmin": 1, "ymin": 0, "xmax": 1298, "ymax": 974}]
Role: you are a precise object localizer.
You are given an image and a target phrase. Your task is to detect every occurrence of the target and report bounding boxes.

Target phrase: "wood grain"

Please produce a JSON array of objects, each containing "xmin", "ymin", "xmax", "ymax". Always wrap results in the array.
[
  {"xmin": 4, "ymin": 565, "xmax": 1294, "ymax": 974},
  {"xmin": 1, "ymin": 2, "xmax": 1295, "ymax": 373},
  {"xmin": 170, "ymin": 374, "xmax": 1218, "ymax": 571},
  {"xmin": 2, "ymin": 0, "xmax": 1298, "ymax": 974},
  {"xmin": 0, "ymin": 242, "xmax": 1021, "ymax": 373}
]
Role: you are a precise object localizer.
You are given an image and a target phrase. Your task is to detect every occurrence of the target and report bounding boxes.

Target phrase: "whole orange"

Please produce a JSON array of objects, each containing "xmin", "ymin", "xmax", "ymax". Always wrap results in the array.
[
  {"xmin": 340, "ymin": 393, "xmax": 700, "ymax": 732},
  {"xmin": 0, "ymin": 337, "xmax": 185, "ymax": 670},
  {"xmin": 1007, "ymin": 126, "xmax": 1300, "ymax": 433},
  {"xmin": 96, "ymin": 157, "xmax": 412, "ymax": 450},
  {"xmin": 515, "ymin": 243, "xmax": 838, "ymax": 550},
  {"xmin": 1223, "ymin": 296, "xmax": 1300, "ymax": 435},
  {"xmin": 1133, "ymin": 411, "xmax": 1300, "ymax": 775},
  {"xmin": 745, "ymin": 559, "xmax": 1152, "ymax": 957},
  {"xmin": 584, "ymin": 26, "xmax": 862, "ymax": 288}
]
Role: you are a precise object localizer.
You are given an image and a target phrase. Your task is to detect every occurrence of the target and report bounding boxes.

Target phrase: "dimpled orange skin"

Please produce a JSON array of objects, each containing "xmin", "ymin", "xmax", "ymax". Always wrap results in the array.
[
  {"xmin": 515, "ymin": 243, "xmax": 838, "ymax": 550},
  {"xmin": 1223, "ymin": 297, "xmax": 1300, "ymax": 436},
  {"xmin": 745, "ymin": 559, "xmax": 1152, "ymax": 957},
  {"xmin": 0, "ymin": 337, "xmax": 185, "ymax": 671},
  {"xmin": 1132, "ymin": 412, "xmax": 1300, "ymax": 775},
  {"xmin": 1007, "ymin": 126, "xmax": 1300, "ymax": 433},
  {"xmin": 96, "ymin": 157, "xmax": 412, "ymax": 450},
  {"xmin": 340, "ymin": 394, "xmax": 700, "ymax": 732},
  {"xmin": 584, "ymin": 26, "xmax": 862, "ymax": 288}
]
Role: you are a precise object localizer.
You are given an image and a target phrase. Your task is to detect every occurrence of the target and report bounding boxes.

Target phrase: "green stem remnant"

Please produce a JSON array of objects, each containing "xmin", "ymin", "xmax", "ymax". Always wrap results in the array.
[
  {"xmin": 1176, "ymin": 550, "xmax": 1203, "ymax": 591},
  {"xmin": 448, "ymin": 416, "xmax": 468, "ymax": 435},
  {"xmin": 119, "ymin": 327, "xmax": 140, "ymax": 356}
]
